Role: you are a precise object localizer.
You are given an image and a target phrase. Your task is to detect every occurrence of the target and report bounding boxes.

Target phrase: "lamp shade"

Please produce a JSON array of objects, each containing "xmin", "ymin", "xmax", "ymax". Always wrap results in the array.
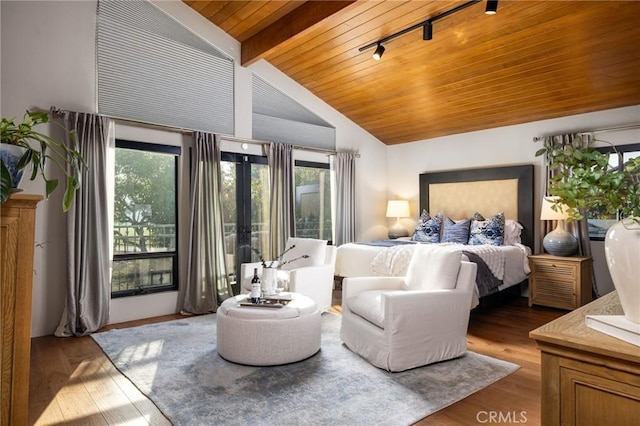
[
  {"xmin": 540, "ymin": 196, "xmax": 571, "ymax": 221},
  {"xmin": 386, "ymin": 200, "xmax": 410, "ymax": 218}
]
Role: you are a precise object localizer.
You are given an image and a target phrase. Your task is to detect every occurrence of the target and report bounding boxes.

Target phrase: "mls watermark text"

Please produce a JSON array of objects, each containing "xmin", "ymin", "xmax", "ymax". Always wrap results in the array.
[{"xmin": 476, "ymin": 411, "xmax": 528, "ymax": 423}]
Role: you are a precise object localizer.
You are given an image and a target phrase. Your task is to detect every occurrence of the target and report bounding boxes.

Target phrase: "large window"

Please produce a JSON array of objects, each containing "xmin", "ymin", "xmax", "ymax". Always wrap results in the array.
[
  {"xmin": 295, "ymin": 161, "xmax": 332, "ymax": 242},
  {"xmin": 112, "ymin": 140, "xmax": 180, "ymax": 297},
  {"xmin": 587, "ymin": 143, "xmax": 640, "ymax": 240}
]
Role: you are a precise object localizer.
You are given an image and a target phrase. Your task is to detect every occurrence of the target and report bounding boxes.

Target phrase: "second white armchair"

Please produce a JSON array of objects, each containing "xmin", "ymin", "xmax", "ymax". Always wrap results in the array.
[{"xmin": 240, "ymin": 237, "xmax": 337, "ymax": 312}]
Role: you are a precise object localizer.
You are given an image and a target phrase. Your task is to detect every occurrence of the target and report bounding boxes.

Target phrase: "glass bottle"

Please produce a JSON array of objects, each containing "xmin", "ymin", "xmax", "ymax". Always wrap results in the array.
[{"xmin": 250, "ymin": 268, "xmax": 261, "ymax": 303}]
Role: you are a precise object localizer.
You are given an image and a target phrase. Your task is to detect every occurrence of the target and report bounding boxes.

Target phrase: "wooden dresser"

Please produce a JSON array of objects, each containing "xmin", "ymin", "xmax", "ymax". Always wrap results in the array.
[
  {"xmin": 530, "ymin": 291, "xmax": 640, "ymax": 426},
  {"xmin": 1, "ymin": 194, "xmax": 42, "ymax": 426}
]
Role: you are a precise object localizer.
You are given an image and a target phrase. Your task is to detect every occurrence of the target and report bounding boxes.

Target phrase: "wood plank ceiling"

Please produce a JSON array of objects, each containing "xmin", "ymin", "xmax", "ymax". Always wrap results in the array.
[{"xmin": 184, "ymin": 1, "xmax": 640, "ymax": 145}]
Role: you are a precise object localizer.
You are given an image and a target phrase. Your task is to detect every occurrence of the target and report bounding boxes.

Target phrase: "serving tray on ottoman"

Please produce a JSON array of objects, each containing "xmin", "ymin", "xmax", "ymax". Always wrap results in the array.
[{"xmin": 239, "ymin": 297, "xmax": 292, "ymax": 308}]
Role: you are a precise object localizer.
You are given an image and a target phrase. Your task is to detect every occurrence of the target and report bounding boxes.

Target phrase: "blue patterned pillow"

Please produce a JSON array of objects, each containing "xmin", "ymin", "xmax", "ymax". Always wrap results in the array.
[
  {"xmin": 468, "ymin": 212, "xmax": 505, "ymax": 246},
  {"xmin": 441, "ymin": 217, "xmax": 471, "ymax": 244},
  {"xmin": 412, "ymin": 210, "xmax": 443, "ymax": 243}
]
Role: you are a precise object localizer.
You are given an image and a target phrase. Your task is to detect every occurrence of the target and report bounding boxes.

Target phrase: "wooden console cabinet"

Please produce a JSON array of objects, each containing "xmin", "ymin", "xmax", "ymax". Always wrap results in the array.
[
  {"xmin": 1, "ymin": 194, "xmax": 42, "ymax": 426},
  {"xmin": 530, "ymin": 291, "xmax": 640, "ymax": 426}
]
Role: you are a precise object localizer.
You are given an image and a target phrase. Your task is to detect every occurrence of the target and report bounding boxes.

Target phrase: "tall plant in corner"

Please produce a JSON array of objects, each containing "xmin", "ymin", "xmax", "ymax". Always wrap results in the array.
[{"xmin": 0, "ymin": 110, "xmax": 86, "ymax": 211}]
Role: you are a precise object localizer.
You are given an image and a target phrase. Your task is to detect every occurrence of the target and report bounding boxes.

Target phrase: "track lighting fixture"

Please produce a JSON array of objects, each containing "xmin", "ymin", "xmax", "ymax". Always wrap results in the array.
[
  {"xmin": 485, "ymin": 0, "xmax": 498, "ymax": 15},
  {"xmin": 360, "ymin": 0, "xmax": 497, "ymax": 59},
  {"xmin": 422, "ymin": 21, "xmax": 433, "ymax": 41},
  {"xmin": 372, "ymin": 43, "xmax": 385, "ymax": 60}
]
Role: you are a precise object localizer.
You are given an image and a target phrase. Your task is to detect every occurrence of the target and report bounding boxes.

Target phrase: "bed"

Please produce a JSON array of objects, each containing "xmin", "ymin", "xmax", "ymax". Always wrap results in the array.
[{"xmin": 335, "ymin": 165, "xmax": 534, "ymax": 305}]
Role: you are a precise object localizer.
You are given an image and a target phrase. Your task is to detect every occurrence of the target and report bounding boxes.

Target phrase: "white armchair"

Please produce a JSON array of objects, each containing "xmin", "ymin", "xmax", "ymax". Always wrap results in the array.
[
  {"xmin": 240, "ymin": 237, "xmax": 337, "ymax": 312},
  {"xmin": 340, "ymin": 244, "xmax": 477, "ymax": 372}
]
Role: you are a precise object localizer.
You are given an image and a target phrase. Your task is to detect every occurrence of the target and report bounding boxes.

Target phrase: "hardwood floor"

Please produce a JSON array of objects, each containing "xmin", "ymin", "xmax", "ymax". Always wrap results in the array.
[
  {"xmin": 423, "ymin": 298, "xmax": 563, "ymax": 425},
  {"xmin": 29, "ymin": 294, "xmax": 564, "ymax": 425}
]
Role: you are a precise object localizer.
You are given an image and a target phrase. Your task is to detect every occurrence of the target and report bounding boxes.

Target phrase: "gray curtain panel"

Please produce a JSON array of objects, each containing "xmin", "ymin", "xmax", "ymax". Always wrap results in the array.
[
  {"xmin": 265, "ymin": 142, "xmax": 295, "ymax": 259},
  {"xmin": 178, "ymin": 132, "xmax": 232, "ymax": 314},
  {"xmin": 333, "ymin": 152, "xmax": 357, "ymax": 246},
  {"xmin": 55, "ymin": 112, "xmax": 114, "ymax": 337},
  {"xmin": 543, "ymin": 132, "xmax": 598, "ymax": 297}
]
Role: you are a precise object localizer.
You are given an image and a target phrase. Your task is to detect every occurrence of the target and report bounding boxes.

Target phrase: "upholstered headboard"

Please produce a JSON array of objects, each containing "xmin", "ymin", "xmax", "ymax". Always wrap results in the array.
[{"xmin": 418, "ymin": 165, "xmax": 534, "ymax": 249}]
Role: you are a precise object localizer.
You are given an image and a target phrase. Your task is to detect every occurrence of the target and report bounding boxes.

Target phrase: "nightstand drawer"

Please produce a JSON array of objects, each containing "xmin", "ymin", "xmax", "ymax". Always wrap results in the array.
[
  {"xmin": 531, "ymin": 260, "xmax": 577, "ymax": 282},
  {"xmin": 530, "ymin": 277, "xmax": 576, "ymax": 309}
]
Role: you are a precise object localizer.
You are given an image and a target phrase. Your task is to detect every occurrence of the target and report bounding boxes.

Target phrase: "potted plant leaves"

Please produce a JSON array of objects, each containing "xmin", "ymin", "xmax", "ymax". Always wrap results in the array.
[
  {"xmin": 536, "ymin": 136, "xmax": 640, "ymax": 324},
  {"xmin": 0, "ymin": 109, "xmax": 86, "ymax": 211}
]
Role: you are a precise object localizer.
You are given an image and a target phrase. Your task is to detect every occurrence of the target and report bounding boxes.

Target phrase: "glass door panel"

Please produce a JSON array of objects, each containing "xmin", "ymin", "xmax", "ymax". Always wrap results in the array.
[
  {"xmin": 294, "ymin": 161, "xmax": 332, "ymax": 242},
  {"xmin": 220, "ymin": 160, "xmax": 238, "ymax": 287},
  {"xmin": 221, "ymin": 153, "xmax": 269, "ymax": 294},
  {"xmin": 250, "ymin": 162, "xmax": 270, "ymax": 263}
]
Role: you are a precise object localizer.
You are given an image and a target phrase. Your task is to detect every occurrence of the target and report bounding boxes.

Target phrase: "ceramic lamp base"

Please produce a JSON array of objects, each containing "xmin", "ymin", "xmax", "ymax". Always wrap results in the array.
[
  {"xmin": 388, "ymin": 221, "xmax": 409, "ymax": 239},
  {"xmin": 543, "ymin": 224, "xmax": 577, "ymax": 256}
]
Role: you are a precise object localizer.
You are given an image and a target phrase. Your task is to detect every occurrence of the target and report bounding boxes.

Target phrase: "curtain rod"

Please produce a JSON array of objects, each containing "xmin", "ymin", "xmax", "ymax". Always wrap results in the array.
[
  {"xmin": 532, "ymin": 123, "xmax": 640, "ymax": 143},
  {"xmin": 49, "ymin": 106, "xmax": 357, "ymax": 157}
]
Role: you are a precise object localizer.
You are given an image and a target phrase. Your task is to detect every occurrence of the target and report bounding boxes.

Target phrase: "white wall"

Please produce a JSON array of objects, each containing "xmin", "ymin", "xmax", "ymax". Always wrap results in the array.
[
  {"xmin": 1, "ymin": 0, "xmax": 99, "ymax": 338},
  {"xmin": 1, "ymin": 0, "xmax": 386, "ymax": 336},
  {"xmin": 387, "ymin": 104, "xmax": 640, "ymax": 296}
]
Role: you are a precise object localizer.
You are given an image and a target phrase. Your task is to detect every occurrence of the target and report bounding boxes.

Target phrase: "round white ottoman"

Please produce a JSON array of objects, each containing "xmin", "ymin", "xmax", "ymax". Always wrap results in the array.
[{"xmin": 216, "ymin": 292, "xmax": 321, "ymax": 366}]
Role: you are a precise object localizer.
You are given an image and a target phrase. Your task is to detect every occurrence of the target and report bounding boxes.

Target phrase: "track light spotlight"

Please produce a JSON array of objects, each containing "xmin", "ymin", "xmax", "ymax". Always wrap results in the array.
[
  {"xmin": 359, "ymin": 0, "xmax": 486, "ymax": 60},
  {"xmin": 422, "ymin": 21, "xmax": 433, "ymax": 40},
  {"xmin": 485, "ymin": 0, "xmax": 498, "ymax": 15},
  {"xmin": 373, "ymin": 43, "xmax": 385, "ymax": 60}
]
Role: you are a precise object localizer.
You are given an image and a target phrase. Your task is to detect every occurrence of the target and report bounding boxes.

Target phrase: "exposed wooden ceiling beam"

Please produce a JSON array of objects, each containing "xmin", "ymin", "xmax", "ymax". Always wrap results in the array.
[{"xmin": 241, "ymin": 0, "xmax": 356, "ymax": 66}]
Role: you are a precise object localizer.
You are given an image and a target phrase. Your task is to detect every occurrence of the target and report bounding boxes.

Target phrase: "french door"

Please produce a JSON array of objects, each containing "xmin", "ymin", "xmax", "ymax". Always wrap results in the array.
[{"xmin": 220, "ymin": 152, "xmax": 270, "ymax": 294}]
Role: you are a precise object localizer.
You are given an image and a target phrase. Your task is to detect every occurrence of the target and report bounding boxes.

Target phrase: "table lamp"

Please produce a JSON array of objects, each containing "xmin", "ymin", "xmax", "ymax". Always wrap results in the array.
[
  {"xmin": 386, "ymin": 200, "xmax": 410, "ymax": 239},
  {"xmin": 540, "ymin": 196, "xmax": 577, "ymax": 256}
]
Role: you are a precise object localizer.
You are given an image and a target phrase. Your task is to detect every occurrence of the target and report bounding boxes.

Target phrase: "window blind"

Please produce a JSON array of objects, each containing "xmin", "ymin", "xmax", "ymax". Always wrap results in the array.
[
  {"xmin": 97, "ymin": 0, "xmax": 234, "ymax": 134},
  {"xmin": 252, "ymin": 75, "xmax": 335, "ymax": 150}
]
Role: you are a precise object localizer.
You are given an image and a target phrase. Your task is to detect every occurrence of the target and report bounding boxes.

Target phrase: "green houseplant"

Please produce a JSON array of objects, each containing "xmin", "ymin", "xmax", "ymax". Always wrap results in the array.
[
  {"xmin": 536, "ymin": 135, "xmax": 640, "ymax": 221},
  {"xmin": 536, "ymin": 135, "xmax": 640, "ymax": 324},
  {"xmin": 0, "ymin": 110, "xmax": 85, "ymax": 211}
]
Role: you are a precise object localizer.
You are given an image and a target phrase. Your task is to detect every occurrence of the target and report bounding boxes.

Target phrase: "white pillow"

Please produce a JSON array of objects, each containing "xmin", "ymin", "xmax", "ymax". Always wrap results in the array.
[
  {"xmin": 404, "ymin": 244, "xmax": 463, "ymax": 291},
  {"xmin": 279, "ymin": 237, "xmax": 327, "ymax": 270},
  {"xmin": 504, "ymin": 219, "xmax": 523, "ymax": 245}
]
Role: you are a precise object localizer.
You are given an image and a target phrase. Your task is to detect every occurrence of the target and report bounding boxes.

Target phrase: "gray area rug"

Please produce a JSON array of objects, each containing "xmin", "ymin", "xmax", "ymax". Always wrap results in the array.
[{"xmin": 92, "ymin": 313, "xmax": 519, "ymax": 426}]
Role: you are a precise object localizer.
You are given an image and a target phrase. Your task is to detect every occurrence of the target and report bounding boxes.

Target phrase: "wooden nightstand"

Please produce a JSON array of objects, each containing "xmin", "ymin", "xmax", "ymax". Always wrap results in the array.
[{"xmin": 528, "ymin": 254, "xmax": 593, "ymax": 310}]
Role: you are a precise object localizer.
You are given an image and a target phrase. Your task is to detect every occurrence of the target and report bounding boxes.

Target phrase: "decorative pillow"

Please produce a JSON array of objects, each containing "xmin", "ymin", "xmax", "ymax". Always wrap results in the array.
[
  {"xmin": 404, "ymin": 244, "xmax": 463, "ymax": 291},
  {"xmin": 411, "ymin": 210, "xmax": 443, "ymax": 243},
  {"xmin": 468, "ymin": 212, "xmax": 505, "ymax": 246},
  {"xmin": 441, "ymin": 217, "xmax": 471, "ymax": 244},
  {"xmin": 504, "ymin": 219, "xmax": 523, "ymax": 245},
  {"xmin": 279, "ymin": 237, "xmax": 327, "ymax": 270}
]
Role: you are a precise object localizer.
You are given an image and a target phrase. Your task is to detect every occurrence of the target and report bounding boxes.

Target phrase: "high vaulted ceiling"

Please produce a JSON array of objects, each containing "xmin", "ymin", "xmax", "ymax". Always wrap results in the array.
[{"xmin": 184, "ymin": 1, "xmax": 640, "ymax": 145}]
